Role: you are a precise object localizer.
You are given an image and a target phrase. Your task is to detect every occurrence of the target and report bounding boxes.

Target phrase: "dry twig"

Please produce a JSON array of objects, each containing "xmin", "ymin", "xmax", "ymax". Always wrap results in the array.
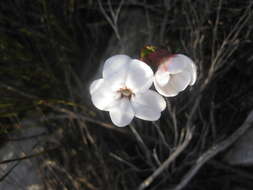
[
  {"xmin": 171, "ymin": 110, "xmax": 253, "ymax": 190},
  {"xmin": 138, "ymin": 127, "xmax": 193, "ymax": 190}
]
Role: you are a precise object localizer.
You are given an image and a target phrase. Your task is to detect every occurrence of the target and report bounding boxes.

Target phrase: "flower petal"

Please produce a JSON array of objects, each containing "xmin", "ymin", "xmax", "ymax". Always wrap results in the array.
[
  {"xmin": 162, "ymin": 55, "xmax": 187, "ymax": 74},
  {"xmin": 125, "ymin": 59, "xmax": 154, "ymax": 92},
  {"xmin": 154, "ymin": 71, "xmax": 191, "ymax": 97},
  {"xmin": 154, "ymin": 78, "xmax": 179, "ymax": 97},
  {"xmin": 169, "ymin": 71, "xmax": 191, "ymax": 92},
  {"xmin": 189, "ymin": 63, "xmax": 197, "ymax": 85},
  {"xmin": 102, "ymin": 54, "xmax": 131, "ymax": 89},
  {"xmin": 154, "ymin": 54, "xmax": 196, "ymax": 97},
  {"xmin": 155, "ymin": 70, "xmax": 170, "ymax": 87},
  {"xmin": 131, "ymin": 90, "xmax": 166, "ymax": 121},
  {"xmin": 90, "ymin": 78, "xmax": 104, "ymax": 95},
  {"xmin": 109, "ymin": 98, "xmax": 134, "ymax": 127},
  {"xmin": 177, "ymin": 54, "xmax": 197, "ymax": 85},
  {"xmin": 89, "ymin": 79, "xmax": 119, "ymax": 111}
]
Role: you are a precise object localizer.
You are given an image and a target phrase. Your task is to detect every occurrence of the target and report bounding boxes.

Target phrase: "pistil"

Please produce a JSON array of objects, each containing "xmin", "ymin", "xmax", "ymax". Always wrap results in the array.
[{"xmin": 118, "ymin": 87, "xmax": 134, "ymax": 99}]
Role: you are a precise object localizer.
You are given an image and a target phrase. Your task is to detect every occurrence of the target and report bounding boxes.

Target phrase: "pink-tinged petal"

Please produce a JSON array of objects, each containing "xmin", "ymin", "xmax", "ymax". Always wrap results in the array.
[
  {"xmin": 102, "ymin": 54, "xmax": 131, "ymax": 89},
  {"xmin": 154, "ymin": 54, "xmax": 197, "ymax": 97},
  {"xmin": 89, "ymin": 79, "xmax": 119, "ymax": 111},
  {"xmin": 131, "ymin": 90, "xmax": 166, "ymax": 121},
  {"xmin": 162, "ymin": 55, "xmax": 187, "ymax": 74},
  {"xmin": 154, "ymin": 61, "xmax": 192, "ymax": 97},
  {"xmin": 109, "ymin": 98, "xmax": 134, "ymax": 127},
  {"xmin": 125, "ymin": 59, "xmax": 154, "ymax": 93}
]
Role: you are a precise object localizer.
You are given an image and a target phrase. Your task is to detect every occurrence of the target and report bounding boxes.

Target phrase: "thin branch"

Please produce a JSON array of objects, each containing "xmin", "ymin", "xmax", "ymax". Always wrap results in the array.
[
  {"xmin": 0, "ymin": 146, "xmax": 60, "ymax": 165},
  {"xmin": 0, "ymin": 82, "xmax": 171, "ymax": 147},
  {"xmin": 171, "ymin": 110, "xmax": 253, "ymax": 190},
  {"xmin": 208, "ymin": 2, "xmax": 252, "ymax": 82},
  {"xmin": 110, "ymin": 153, "xmax": 141, "ymax": 172},
  {"xmin": 129, "ymin": 124, "xmax": 155, "ymax": 170},
  {"xmin": 138, "ymin": 127, "xmax": 193, "ymax": 190},
  {"xmin": 0, "ymin": 82, "xmax": 38, "ymax": 99},
  {"xmin": 97, "ymin": 0, "xmax": 121, "ymax": 40},
  {"xmin": 152, "ymin": 122, "xmax": 170, "ymax": 149},
  {"xmin": 211, "ymin": 0, "xmax": 223, "ymax": 61},
  {"xmin": 113, "ymin": 0, "xmax": 124, "ymax": 24},
  {"xmin": 0, "ymin": 82, "xmax": 126, "ymax": 135},
  {"xmin": 159, "ymin": 7, "xmax": 169, "ymax": 43},
  {"xmin": 166, "ymin": 100, "xmax": 178, "ymax": 147},
  {"xmin": 107, "ymin": 0, "xmax": 116, "ymax": 19},
  {"xmin": 0, "ymin": 162, "xmax": 20, "ymax": 182}
]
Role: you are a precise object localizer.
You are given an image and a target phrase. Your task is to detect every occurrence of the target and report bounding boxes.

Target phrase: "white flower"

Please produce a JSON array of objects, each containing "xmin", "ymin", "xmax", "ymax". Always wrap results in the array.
[
  {"xmin": 90, "ymin": 54, "xmax": 166, "ymax": 127},
  {"xmin": 154, "ymin": 54, "xmax": 197, "ymax": 97}
]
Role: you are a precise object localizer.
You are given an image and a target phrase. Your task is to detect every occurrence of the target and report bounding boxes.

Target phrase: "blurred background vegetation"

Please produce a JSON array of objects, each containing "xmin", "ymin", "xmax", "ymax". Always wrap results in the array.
[{"xmin": 0, "ymin": 0, "xmax": 253, "ymax": 190}]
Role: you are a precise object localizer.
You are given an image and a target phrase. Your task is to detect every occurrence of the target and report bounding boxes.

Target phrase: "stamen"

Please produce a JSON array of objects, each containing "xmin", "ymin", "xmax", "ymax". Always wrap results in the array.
[{"xmin": 118, "ymin": 87, "xmax": 134, "ymax": 99}]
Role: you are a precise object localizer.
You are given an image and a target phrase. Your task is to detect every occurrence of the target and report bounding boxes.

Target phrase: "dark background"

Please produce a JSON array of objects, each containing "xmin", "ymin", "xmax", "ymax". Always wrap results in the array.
[{"xmin": 0, "ymin": 0, "xmax": 253, "ymax": 190}]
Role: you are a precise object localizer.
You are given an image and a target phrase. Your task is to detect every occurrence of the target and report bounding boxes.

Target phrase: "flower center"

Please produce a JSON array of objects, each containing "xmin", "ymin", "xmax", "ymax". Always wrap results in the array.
[{"xmin": 118, "ymin": 87, "xmax": 134, "ymax": 99}]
